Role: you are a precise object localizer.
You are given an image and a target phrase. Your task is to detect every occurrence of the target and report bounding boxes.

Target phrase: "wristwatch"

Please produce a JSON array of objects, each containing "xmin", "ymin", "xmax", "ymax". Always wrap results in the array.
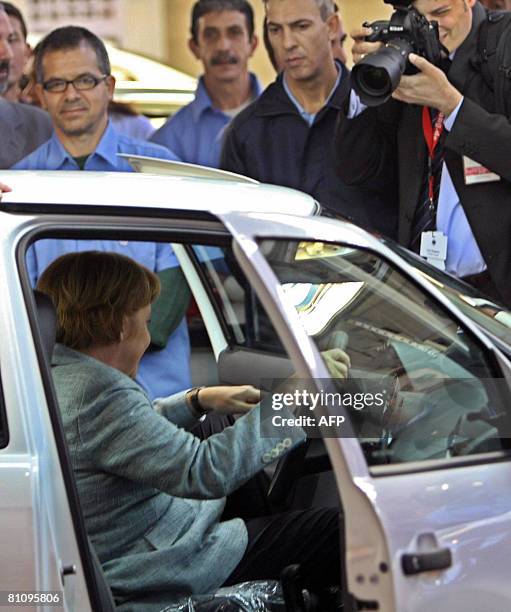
[{"xmin": 187, "ymin": 386, "xmax": 207, "ymax": 420}]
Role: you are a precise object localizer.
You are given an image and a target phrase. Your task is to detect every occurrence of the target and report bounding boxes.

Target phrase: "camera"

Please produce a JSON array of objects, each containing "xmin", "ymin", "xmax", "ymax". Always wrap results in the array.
[{"xmin": 351, "ymin": 0, "xmax": 446, "ymax": 107}]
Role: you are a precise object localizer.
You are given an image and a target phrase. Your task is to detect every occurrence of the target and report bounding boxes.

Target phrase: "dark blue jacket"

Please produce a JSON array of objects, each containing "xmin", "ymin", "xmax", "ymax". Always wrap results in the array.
[{"xmin": 220, "ymin": 69, "xmax": 398, "ymax": 238}]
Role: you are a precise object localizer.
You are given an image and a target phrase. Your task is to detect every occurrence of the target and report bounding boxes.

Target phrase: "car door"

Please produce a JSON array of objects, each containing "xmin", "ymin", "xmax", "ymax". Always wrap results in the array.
[{"xmin": 221, "ymin": 211, "xmax": 511, "ymax": 612}]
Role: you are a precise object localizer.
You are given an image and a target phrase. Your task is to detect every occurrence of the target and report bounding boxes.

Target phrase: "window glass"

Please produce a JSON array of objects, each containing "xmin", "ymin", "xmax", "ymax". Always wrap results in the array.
[
  {"xmin": 261, "ymin": 239, "xmax": 510, "ymax": 467},
  {"xmin": 0, "ymin": 384, "xmax": 7, "ymax": 449},
  {"xmin": 385, "ymin": 241, "xmax": 511, "ymax": 347},
  {"xmin": 191, "ymin": 245, "xmax": 285, "ymax": 354}
]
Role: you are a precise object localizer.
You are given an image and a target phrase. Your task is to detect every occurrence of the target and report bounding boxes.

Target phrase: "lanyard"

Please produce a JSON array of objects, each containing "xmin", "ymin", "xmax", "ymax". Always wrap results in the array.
[{"xmin": 422, "ymin": 106, "xmax": 445, "ymax": 210}]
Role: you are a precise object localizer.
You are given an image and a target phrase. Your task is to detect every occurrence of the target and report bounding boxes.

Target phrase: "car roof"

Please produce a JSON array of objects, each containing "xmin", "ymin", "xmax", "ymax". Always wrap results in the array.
[{"xmin": 0, "ymin": 171, "xmax": 319, "ymax": 217}]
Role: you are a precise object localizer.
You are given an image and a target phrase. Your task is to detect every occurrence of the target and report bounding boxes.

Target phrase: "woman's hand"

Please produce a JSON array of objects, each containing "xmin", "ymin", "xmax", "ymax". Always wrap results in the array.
[
  {"xmin": 199, "ymin": 385, "xmax": 261, "ymax": 415},
  {"xmin": 0, "ymin": 182, "xmax": 12, "ymax": 201}
]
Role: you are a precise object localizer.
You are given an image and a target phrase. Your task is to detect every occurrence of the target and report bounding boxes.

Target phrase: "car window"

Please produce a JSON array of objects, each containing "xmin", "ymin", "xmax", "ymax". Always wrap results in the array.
[
  {"xmin": 260, "ymin": 239, "xmax": 511, "ymax": 468},
  {"xmin": 191, "ymin": 244, "xmax": 286, "ymax": 354},
  {"xmin": 384, "ymin": 240, "xmax": 511, "ymax": 348},
  {"xmin": 0, "ymin": 382, "xmax": 7, "ymax": 449}
]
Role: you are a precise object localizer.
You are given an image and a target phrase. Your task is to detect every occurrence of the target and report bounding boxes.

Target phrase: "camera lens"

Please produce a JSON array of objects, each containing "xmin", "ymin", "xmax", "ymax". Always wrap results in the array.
[
  {"xmin": 352, "ymin": 40, "xmax": 413, "ymax": 106},
  {"xmin": 356, "ymin": 66, "xmax": 392, "ymax": 97}
]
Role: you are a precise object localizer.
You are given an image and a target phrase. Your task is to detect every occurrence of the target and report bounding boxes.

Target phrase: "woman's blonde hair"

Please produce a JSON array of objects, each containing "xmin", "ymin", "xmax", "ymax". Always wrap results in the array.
[{"xmin": 37, "ymin": 251, "xmax": 160, "ymax": 349}]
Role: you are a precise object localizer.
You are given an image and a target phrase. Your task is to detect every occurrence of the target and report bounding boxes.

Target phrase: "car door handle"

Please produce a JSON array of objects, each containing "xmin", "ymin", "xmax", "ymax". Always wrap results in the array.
[{"xmin": 401, "ymin": 547, "xmax": 452, "ymax": 575}]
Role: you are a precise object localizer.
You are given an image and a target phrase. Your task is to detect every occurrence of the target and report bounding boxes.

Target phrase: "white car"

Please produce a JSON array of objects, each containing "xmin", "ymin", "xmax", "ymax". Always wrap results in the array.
[{"xmin": 1, "ymin": 169, "xmax": 511, "ymax": 612}]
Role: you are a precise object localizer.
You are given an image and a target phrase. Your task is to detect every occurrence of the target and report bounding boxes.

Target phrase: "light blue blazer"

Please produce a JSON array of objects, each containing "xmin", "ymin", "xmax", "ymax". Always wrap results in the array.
[{"xmin": 51, "ymin": 344, "xmax": 304, "ymax": 608}]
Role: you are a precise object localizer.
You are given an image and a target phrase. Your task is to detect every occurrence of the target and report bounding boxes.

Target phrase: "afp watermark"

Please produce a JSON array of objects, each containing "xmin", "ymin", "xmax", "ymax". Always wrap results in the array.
[{"xmin": 259, "ymin": 378, "xmax": 387, "ymax": 438}]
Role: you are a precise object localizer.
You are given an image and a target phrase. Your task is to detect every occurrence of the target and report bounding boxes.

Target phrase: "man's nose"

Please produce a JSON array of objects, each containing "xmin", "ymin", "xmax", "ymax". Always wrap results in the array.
[
  {"xmin": 0, "ymin": 38, "xmax": 13, "ymax": 62},
  {"xmin": 216, "ymin": 33, "xmax": 232, "ymax": 51},
  {"xmin": 64, "ymin": 82, "xmax": 82, "ymax": 99},
  {"xmin": 282, "ymin": 27, "xmax": 297, "ymax": 51}
]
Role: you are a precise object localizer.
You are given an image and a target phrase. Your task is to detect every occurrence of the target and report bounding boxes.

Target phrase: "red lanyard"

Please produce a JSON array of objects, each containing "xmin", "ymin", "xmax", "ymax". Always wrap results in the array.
[{"xmin": 422, "ymin": 106, "xmax": 445, "ymax": 207}]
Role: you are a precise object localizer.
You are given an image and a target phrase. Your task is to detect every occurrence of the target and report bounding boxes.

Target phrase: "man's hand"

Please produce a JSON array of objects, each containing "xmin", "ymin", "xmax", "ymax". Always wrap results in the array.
[
  {"xmin": 321, "ymin": 348, "xmax": 351, "ymax": 379},
  {"xmin": 392, "ymin": 54, "xmax": 462, "ymax": 116},
  {"xmin": 0, "ymin": 182, "xmax": 12, "ymax": 201},
  {"xmin": 198, "ymin": 385, "xmax": 261, "ymax": 415},
  {"xmin": 350, "ymin": 26, "xmax": 383, "ymax": 65}
]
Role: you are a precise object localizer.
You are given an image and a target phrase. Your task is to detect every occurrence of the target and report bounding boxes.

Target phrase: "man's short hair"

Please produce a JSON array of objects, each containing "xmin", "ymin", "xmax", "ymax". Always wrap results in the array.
[
  {"xmin": 191, "ymin": 0, "xmax": 255, "ymax": 43},
  {"xmin": 34, "ymin": 26, "xmax": 111, "ymax": 83},
  {"xmin": 2, "ymin": 2, "xmax": 27, "ymax": 40},
  {"xmin": 263, "ymin": 0, "xmax": 336, "ymax": 21},
  {"xmin": 37, "ymin": 251, "xmax": 160, "ymax": 350}
]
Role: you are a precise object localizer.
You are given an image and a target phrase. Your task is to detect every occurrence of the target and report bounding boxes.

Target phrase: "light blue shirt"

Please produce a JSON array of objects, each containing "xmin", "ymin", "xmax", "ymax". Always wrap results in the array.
[
  {"xmin": 13, "ymin": 120, "xmax": 180, "ymax": 170},
  {"xmin": 283, "ymin": 64, "xmax": 343, "ymax": 127},
  {"xmin": 17, "ymin": 122, "xmax": 190, "ymax": 400},
  {"xmin": 439, "ymin": 99, "xmax": 486, "ymax": 277},
  {"xmin": 150, "ymin": 73, "xmax": 262, "ymax": 168}
]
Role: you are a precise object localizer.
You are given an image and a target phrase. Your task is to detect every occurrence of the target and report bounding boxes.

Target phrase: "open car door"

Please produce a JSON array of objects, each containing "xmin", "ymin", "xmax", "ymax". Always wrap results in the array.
[{"xmin": 222, "ymin": 211, "xmax": 511, "ymax": 612}]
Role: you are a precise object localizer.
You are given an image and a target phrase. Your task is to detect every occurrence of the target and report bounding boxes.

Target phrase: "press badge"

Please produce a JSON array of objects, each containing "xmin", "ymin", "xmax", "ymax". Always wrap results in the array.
[
  {"xmin": 463, "ymin": 156, "xmax": 501, "ymax": 185},
  {"xmin": 420, "ymin": 231, "xmax": 447, "ymax": 270}
]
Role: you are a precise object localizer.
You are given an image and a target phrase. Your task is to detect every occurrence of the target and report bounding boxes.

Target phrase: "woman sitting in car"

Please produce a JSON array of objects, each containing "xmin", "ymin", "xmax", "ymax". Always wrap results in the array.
[{"xmin": 37, "ymin": 251, "xmax": 344, "ymax": 610}]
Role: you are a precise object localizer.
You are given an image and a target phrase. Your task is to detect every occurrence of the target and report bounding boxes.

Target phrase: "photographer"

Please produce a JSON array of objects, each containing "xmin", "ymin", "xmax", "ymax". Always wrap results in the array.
[{"xmin": 335, "ymin": 0, "xmax": 511, "ymax": 306}]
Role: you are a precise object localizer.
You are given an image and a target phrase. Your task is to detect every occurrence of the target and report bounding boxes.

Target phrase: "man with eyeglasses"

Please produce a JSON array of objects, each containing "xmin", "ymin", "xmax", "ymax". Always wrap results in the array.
[
  {"xmin": 0, "ymin": 2, "xmax": 51, "ymax": 168},
  {"xmin": 13, "ymin": 26, "xmax": 179, "ymax": 171},
  {"xmin": 13, "ymin": 26, "xmax": 193, "ymax": 404}
]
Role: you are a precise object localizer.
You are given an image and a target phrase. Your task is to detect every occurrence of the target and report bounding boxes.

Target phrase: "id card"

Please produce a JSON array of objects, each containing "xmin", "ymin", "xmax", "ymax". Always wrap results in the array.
[
  {"xmin": 463, "ymin": 156, "xmax": 500, "ymax": 185},
  {"xmin": 420, "ymin": 231, "xmax": 447, "ymax": 270}
]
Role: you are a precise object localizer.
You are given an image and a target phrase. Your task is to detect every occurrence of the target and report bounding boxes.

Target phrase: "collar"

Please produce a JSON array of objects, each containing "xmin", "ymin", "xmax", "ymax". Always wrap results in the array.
[
  {"xmin": 282, "ymin": 62, "xmax": 343, "ymax": 123},
  {"xmin": 255, "ymin": 61, "xmax": 350, "ymax": 118},
  {"xmin": 448, "ymin": 1, "xmax": 487, "ymax": 90},
  {"xmin": 52, "ymin": 343, "xmax": 88, "ymax": 367},
  {"xmin": 191, "ymin": 72, "xmax": 262, "ymax": 122},
  {"xmin": 92, "ymin": 120, "xmax": 121, "ymax": 167},
  {"xmin": 47, "ymin": 120, "xmax": 119, "ymax": 169}
]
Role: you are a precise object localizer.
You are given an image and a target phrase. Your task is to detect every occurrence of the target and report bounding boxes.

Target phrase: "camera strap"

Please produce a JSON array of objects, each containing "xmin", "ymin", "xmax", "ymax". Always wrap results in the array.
[{"xmin": 421, "ymin": 107, "xmax": 445, "ymax": 211}]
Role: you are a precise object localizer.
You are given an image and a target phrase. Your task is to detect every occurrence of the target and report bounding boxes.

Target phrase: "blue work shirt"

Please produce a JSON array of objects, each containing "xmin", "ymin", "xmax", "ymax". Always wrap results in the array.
[
  {"xmin": 150, "ymin": 73, "xmax": 262, "ymax": 168},
  {"xmin": 18, "ymin": 123, "xmax": 191, "ymax": 400},
  {"xmin": 13, "ymin": 120, "xmax": 180, "ymax": 170}
]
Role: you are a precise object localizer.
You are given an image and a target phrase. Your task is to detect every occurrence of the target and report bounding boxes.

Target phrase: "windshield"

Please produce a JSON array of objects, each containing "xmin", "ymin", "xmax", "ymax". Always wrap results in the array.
[
  {"xmin": 260, "ymin": 239, "xmax": 511, "ymax": 468},
  {"xmin": 383, "ymin": 240, "xmax": 511, "ymax": 349}
]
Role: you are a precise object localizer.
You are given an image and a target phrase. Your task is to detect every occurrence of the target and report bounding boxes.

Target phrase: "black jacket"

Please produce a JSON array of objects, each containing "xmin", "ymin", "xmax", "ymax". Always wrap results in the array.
[
  {"xmin": 335, "ymin": 2, "xmax": 511, "ymax": 306},
  {"xmin": 221, "ymin": 67, "xmax": 398, "ymax": 239}
]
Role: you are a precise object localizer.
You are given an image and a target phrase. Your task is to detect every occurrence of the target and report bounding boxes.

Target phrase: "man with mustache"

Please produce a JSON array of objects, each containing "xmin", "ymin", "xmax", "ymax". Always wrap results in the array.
[
  {"xmin": 0, "ymin": 2, "xmax": 51, "ymax": 168},
  {"xmin": 221, "ymin": 0, "xmax": 398, "ymax": 238},
  {"xmin": 150, "ymin": 0, "xmax": 261, "ymax": 168},
  {"xmin": 12, "ymin": 26, "xmax": 193, "ymax": 403}
]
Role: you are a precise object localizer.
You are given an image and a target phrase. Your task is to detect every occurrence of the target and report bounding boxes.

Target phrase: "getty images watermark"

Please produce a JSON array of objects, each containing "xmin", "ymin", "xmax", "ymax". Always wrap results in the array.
[
  {"xmin": 271, "ymin": 387, "xmax": 385, "ymax": 427},
  {"xmin": 259, "ymin": 378, "xmax": 387, "ymax": 439},
  {"xmin": 259, "ymin": 377, "xmax": 511, "ymax": 440}
]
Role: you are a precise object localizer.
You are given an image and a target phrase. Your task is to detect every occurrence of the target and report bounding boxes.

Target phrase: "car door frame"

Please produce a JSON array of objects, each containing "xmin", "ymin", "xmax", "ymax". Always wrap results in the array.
[
  {"xmin": 219, "ymin": 211, "xmax": 511, "ymax": 612},
  {"xmin": 12, "ymin": 209, "xmax": 232, "ymax": 610}
]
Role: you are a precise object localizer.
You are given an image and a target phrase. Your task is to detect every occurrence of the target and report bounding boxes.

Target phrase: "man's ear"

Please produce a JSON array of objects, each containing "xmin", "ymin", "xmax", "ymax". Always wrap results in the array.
[
  {"xmin": 34, "ymin": 83, "xmax": 47, "ymax": 110},
  {"xmin": 249, "ymin": 34, "xmax": 259, "ymax": 58},
  {"xmin": 326, "ymin": 13, "xmax": 340, "ymax": 44},
  {"xmin": 24, "ymin": 42, "xmax": 32, "ymax": 62},
  {"xmin": 106, "ymin": 74, "xmax": 116, "ymax": 100},
  {"xmin": 188, "ymin": 38, "xmax": 202, "ymax": 61}
]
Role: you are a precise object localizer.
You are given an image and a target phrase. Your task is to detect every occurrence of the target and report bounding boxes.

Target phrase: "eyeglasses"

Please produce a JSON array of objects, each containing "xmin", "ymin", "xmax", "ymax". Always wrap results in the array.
[{"xmin": 42, "ymin": 73, "xmax": 109, "ymax": 93}]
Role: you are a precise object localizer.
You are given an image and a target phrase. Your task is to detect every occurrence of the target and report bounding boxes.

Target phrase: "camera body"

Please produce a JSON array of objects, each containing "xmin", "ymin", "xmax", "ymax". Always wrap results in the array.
[
  {"xmin": 351, "ymin": 2, "xmax": 445, "ymax": 106},
  {"xmin": 365, "ymin": 6, "xmax": 443, "ymax": 72}
]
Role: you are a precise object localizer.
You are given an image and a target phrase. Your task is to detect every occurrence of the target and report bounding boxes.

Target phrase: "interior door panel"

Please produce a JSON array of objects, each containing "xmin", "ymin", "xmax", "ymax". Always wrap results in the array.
[{"xmin": 218, "ymin": 347, "xmax": 294, "ymax": 390}]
